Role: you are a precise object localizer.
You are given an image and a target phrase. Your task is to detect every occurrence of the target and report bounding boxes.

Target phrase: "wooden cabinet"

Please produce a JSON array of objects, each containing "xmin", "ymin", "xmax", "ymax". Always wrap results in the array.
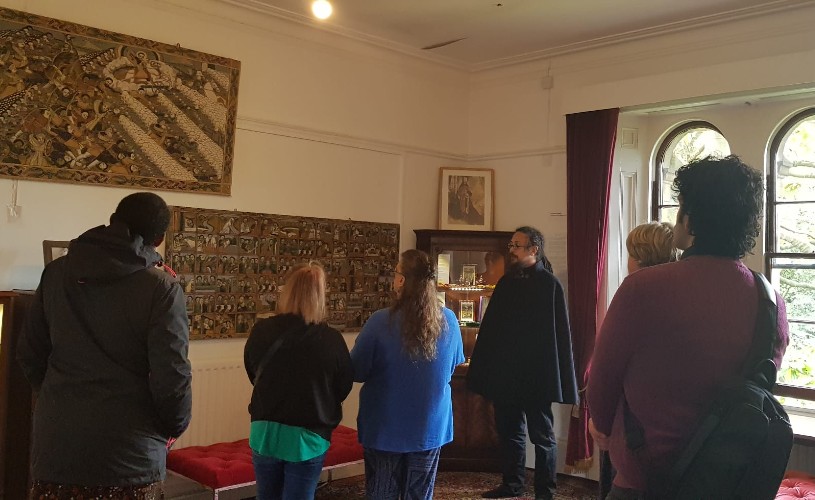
[
  {"xmin": 414, "ymin": 229, "xmax": 512, "ymax": 471},
  {"xmin": 0, "ymin": 291, "xmax": 35, "ymax": 499}
]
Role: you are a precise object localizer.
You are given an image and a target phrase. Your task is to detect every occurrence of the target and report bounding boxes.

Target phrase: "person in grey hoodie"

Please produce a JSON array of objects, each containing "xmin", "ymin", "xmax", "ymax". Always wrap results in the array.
[{"xmin": 18, "ymin": 192, "xmax": 192, "ymax": 499}]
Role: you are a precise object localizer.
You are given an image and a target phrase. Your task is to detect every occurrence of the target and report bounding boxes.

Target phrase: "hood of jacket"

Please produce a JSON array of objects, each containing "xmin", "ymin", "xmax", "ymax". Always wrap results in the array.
[{"xmin": 65, "ymin": 221, "xmax": 162, "ymax": 283}]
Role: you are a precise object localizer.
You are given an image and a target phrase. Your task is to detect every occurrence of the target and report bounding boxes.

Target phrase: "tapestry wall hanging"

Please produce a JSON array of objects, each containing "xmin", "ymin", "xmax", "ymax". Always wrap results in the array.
[
  {"xmin": 0, "ymin": 7, "xmax": 240, "ymax": 195},
  {"xmin": 166, "ymin": 206, "xmax": 400, "ymax": 340}
]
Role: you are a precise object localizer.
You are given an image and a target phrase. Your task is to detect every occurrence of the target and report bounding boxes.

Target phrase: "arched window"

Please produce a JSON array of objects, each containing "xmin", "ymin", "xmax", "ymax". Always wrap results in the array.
[
  {"xmin": 652, "ymin": 122, "xmax": 731, "ymax": 222},
  {"xmin": 767, "ymin": 108, "xmax": 815, "ymax": 405}
]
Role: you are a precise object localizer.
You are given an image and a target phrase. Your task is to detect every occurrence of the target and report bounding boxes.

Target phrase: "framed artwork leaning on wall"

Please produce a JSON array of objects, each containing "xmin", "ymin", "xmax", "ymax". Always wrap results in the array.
[
  {"xmin": 42, "ymin": 240, "xmax": 70, "ymax": 265},
  {"xmin": 438, "ymin": 167, "xmax": 494, "ymax": 231}
]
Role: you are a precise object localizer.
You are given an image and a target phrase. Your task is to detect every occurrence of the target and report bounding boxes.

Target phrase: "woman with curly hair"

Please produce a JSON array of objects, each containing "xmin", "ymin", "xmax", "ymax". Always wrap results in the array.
[
  {"xmin": 351, "ymin": 249, "xmax": 464, "ymax": 500},
  {"xmin": 588, "ymin": 156, "xmax": 789, "ymax": 498}
]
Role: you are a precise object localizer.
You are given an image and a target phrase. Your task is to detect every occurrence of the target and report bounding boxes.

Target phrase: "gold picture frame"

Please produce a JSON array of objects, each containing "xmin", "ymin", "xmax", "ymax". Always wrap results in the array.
[
  {"xmin": 459, "ymin": 300, "xmax": 475, "ymax": 323},
  {"xmin": 439, "ymin": 167, "xmax": 495, "ymax": 231}
]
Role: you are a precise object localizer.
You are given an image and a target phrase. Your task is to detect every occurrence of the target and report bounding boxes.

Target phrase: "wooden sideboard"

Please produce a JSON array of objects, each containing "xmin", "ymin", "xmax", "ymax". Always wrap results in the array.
[
  {"xmin": 415, "ymin": 229, "xmax": 513, "ymax": 471},
  {"xmin": 0, "ymin": 290, "xmax": 35, "ymax": 499}
]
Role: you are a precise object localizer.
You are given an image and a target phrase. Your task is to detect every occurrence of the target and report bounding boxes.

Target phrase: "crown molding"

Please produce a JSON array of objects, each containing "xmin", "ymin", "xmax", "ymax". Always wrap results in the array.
[
  {"xmin": 215, "ymin": 0, "xmax": 812, "ymax": 74},
  {"xmin": 236, "ymin": 116, "xmax": 565, "ymax": 162},
  {"xmin": 470, "ymin": 0, "xmax": 814, "ymax": 72}
]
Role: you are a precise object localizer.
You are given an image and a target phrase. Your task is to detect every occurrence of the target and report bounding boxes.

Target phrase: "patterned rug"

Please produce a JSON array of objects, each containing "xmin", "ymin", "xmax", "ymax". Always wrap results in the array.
[{"xmin": 316, "ymin": 471, "xmax": 598, "ymax": 499}]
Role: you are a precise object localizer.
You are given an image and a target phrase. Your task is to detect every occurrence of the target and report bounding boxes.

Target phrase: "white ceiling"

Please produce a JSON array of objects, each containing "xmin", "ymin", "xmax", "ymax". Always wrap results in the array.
[{"xmin": 226, "ymin": 0, "xmax": 810, "ymax": 68}]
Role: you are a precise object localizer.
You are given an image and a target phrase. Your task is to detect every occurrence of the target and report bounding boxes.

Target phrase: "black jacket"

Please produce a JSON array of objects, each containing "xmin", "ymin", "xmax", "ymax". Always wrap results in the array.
[
  {"xmin": 244, "ymin": 314, "xmax": 353, "ymax": 441},
  {"xmin": 17, "ymin": 222, "xmax": 192, "ymax": 486},
  {"xmin": 467, "ymin": 260, "xmax": 578, "ymax": 405}
]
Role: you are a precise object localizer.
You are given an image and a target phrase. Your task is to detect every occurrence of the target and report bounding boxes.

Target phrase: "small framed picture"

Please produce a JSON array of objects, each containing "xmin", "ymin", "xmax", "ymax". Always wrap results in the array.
[
  {"xmin": 42, "ymin": 240, "xmax": 70, "ymax": 265},
  {"xmin": 479, "ymin": 295, "xmax": 491, "ymax": 322},
  {"xmin": 461, "ymin": 264, "xmax": 477, "ymax": 286},
  {"xmin": 438, "ymin": 167, "xmax": 495, "ymax": 231},
  {"xmin": 460, "ymin": 300, "xmax": 475, "ymax": 323}
]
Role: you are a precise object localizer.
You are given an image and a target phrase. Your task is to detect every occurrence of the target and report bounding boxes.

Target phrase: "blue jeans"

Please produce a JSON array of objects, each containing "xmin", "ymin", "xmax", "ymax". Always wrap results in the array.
[
  {"xmin": 363, "ymin": 447, "xmax": 441, "ymax": 500},
  {"xmin": 252, "ymin": 450, "xmax": 326, "ymax": 500}
]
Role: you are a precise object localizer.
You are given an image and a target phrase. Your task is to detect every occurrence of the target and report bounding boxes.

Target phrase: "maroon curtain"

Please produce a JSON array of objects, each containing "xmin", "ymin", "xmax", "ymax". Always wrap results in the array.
[{"xmin": 564, "ymin": 108, "xmax": 619, "ymax": 470}]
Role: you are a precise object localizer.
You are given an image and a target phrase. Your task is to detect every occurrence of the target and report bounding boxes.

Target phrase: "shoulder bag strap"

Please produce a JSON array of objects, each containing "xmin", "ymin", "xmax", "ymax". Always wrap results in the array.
[
  {"xmin": 745, "ymin": 271, "xmax": 779, "ymax": 387},
  {"xmin": 624, "ymin": 269, "xmax": 780, "ymax": 495},
  {"xmin": 252, "ymin": 324, "xmax": 307, "ymax": 385},
  {"xmin": 663, "ymin": 270, "xmax": 780, "ymax": 491}
]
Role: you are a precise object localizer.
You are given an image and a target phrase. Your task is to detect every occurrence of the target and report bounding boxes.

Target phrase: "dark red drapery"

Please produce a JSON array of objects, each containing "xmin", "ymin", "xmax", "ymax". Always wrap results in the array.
[{"xmin": 564, "ymin": 108, "xmax": 619, "ymax": 470}]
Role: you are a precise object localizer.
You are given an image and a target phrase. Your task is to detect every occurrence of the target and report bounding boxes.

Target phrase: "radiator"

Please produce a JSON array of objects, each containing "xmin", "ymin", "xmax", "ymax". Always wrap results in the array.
[
  {"xmin": 788, "ymin": 443, "xmax": 815, "ymax": 473},
  {"xmin": 173, "ymin": 359, "xmax": 253, "ymax": 449}
]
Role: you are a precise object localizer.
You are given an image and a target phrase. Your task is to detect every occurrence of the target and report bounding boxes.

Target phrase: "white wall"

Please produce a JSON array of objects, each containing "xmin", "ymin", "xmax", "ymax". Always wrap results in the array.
[
  {"xmin": 3, "ymin": 0, "xmax": 815, "ymax": 468},
  {"xmin": 0, "ymin": 0, "xmax": 469, "ymax": 434},
  {"xmin": 465, "ymin": 3, "xmax": 815, "ymax": 475}
]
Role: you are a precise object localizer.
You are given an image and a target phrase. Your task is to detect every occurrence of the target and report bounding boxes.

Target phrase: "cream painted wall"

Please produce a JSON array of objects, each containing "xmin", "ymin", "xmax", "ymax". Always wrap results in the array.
[
  {"xmin": 0, "ymin": 0, "xmax": 469, "ymax": 437},
  {"xmin": 2, "ymin": 0, "xmax": 815, "ymax": 468}
]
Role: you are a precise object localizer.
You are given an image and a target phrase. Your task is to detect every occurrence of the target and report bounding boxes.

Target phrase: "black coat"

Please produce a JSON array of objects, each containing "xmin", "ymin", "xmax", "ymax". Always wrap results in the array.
[
  {"xmin": 244, "ymin": 314, "xmax": 354, "ymax": 441},
  {"xmin": 17, "ymin": 222, "xmax": 192, "ymax": 486},
  {"xmin": 467, "ymin": 260, "xmax": 578, "ymax": 406}
]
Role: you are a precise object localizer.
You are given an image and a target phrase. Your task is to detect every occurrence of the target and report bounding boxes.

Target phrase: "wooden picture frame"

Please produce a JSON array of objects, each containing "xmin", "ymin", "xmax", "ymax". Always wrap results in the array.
[
  {"xmin": 439, "ymin": 167, "xmax": 494, "ymax": 231},
  {"xmin": 42, "ymin": 240, "xmax": 70, "ymax": 265},
  {"xmin": 166, "ymin": 206, "xmax": 400, "ymax": 340},
  {"xmin": 0, "ymin": 7, "xmax": 240, "ymax": 195}
]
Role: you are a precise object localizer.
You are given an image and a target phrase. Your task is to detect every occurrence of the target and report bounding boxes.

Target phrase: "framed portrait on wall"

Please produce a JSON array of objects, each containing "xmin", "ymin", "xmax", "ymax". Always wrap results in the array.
[{"xmin": 438, "ymin": 167, "xmax": 494, "ymax": 231}]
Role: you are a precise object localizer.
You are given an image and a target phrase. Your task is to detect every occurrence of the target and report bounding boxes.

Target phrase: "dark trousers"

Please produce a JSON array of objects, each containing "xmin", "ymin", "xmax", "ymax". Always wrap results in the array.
[
  {"xmin": 493, "ymin": 401, "xmax": 557, "ymax": 499},
  {"xmin": 606, "ymin": 486, "xmax": 646, "ymax": 500},
  {"xmin": 598, "ymin": 450, "xmax": 617, "ymax": 499},
  {"xmin": 363, "ymin": 447, "xmax": 441, "ymax": 500}
]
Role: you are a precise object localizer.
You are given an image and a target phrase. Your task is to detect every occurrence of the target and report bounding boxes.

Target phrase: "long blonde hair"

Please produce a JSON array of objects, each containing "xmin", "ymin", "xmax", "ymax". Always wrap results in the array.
[
  {"xmin": 278, "ymin": 261, "xmax": 327, "ymax": 324},
  {"xmin": 392, "ymin": 249, "xmax": 444, "ymax": 361}
]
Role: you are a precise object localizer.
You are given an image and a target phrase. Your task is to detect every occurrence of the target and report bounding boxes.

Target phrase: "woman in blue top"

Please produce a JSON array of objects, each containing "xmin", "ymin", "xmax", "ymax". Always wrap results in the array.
[{"xmin": 351, "ymin": 249, "xmax": 464, "ymax": 500}]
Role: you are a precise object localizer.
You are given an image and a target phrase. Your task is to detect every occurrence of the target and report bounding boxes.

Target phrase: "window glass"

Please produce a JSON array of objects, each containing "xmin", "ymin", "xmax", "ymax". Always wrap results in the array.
[
  {"xmin": 654, "ymin": 123, "xmax": 730, "ymax": 220},
  {"xmin": 769, "ymin": 110, "xmax": 815, "ymax": 408}
]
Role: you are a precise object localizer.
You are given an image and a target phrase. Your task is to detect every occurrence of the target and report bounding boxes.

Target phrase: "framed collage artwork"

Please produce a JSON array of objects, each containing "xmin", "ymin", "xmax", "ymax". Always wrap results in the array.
[
  {"xmin": 165, "ymin": 207, "xmax": 400, "ymax": 340},
  {"xmin": 0, "ymin": 7, "xmax": 240, "ymax": 195}
]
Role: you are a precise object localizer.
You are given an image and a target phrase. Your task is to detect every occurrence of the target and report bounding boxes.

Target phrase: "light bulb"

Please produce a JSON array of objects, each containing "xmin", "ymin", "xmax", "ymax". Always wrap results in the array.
[{"xmin": 311, "ymin": 0, "xmax": 332, "ymax": 20}]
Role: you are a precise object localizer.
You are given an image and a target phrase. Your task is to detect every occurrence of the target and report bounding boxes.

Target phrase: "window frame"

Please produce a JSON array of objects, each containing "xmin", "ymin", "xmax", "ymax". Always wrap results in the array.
[
  {"xmin": 765, "ymin": 107, "xmax": 815, "ymax": 403},
  {"xmin": 651, "ymin": 121, "xmax": 725, "ymax": 221}
]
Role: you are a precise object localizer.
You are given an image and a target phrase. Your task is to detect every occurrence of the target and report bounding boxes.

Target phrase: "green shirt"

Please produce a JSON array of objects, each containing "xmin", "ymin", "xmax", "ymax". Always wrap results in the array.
[{"xmin": 249, "ymin": 421, "xmax": 330, "ymax": 462}]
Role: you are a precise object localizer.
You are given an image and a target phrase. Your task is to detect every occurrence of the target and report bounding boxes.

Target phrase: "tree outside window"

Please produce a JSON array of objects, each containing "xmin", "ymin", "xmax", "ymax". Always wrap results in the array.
[{"xmin": 768, "ymin": 109, "xmax": 815, "ymax": 409}]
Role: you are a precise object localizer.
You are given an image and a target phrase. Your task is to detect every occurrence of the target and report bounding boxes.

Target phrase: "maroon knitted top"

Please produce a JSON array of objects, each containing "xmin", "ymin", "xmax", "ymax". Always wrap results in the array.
[{"xmin": 587, "ymin": 255, "xmax": 789, "ymax": 491}]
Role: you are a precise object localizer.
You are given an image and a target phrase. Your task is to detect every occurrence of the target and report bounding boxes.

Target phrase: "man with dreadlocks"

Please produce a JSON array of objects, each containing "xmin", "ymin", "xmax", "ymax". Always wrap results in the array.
[{"xmin": 468, "ymin": 226, "xmax": 578, "ymax": 500}]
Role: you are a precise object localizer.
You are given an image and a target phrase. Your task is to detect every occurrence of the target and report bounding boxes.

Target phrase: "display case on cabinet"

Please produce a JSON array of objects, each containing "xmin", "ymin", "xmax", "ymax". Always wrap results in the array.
[{"xmin": 414, "ymin": 229, "xmax": 512, "ymax": 471}]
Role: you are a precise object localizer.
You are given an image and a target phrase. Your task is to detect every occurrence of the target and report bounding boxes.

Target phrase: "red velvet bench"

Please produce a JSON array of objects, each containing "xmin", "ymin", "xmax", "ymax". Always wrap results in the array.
[
  {"xmin": 777, "ymin": 471, "xmax": 815, "ymax": 500},
  {"xmin": 167, "ymin": 425, "xmax": 363, "ymax": 500}
]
